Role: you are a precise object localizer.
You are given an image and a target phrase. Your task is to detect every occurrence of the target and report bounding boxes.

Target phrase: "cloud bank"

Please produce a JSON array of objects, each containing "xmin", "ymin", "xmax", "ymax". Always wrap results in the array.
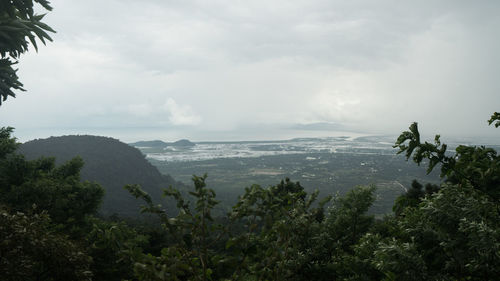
[{"xmin": 1, "ymin": 0, "xmax": 499, "ymax": 142}]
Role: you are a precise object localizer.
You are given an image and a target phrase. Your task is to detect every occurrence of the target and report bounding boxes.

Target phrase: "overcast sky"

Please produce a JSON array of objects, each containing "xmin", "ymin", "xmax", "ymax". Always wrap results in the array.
[{"xmin": 1, "ymin": 0, "xmax": 499, "ymax": 142}]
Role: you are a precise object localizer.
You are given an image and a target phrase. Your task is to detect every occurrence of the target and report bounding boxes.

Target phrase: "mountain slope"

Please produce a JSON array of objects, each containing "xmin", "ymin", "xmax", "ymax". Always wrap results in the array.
[{"xmin": 19, "ymin": 135, "xmax": 183, "ymax": 217}]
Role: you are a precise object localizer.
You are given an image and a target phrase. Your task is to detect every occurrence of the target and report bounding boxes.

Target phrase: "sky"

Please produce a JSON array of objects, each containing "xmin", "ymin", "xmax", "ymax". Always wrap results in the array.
[{"xmin": 1, "ymin": 0, "xmax": 500, "ymax": 143}]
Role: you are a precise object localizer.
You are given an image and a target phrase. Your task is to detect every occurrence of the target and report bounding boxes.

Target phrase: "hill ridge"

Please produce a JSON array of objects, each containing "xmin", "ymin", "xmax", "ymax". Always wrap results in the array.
[{"xmin": 19, "ymin": 135, "xmax": 183, "ymax": 217}]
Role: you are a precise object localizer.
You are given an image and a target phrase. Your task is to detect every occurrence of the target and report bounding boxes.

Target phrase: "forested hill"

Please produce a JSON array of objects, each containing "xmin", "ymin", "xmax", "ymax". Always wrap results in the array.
[{"xmin": 19, "ymin": 135, "xmax": 183, "ymax": 217}]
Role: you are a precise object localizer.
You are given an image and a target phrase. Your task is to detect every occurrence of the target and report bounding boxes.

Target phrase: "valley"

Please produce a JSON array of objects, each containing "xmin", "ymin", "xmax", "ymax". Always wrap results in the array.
[{"xmin": 134, "ymin": 136, "xmax": 441, "ymax": 214}]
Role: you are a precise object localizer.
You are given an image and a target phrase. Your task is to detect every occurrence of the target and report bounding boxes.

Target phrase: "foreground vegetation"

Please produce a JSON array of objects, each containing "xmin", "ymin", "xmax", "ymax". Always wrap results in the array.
[{"xmin": 1, "ymin": 113, "xmax": 500, "ymax": 280}]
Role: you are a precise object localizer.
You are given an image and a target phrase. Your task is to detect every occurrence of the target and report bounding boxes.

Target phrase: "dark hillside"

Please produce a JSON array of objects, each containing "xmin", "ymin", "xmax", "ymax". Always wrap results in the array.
[{"xmin": 19, "ymin": 135, "xmax": 183, "ymax": 217}]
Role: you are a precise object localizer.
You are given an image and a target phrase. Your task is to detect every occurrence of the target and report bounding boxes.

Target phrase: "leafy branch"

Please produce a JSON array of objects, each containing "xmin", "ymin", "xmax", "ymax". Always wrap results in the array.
[
  {"xmin": 394, "ymin": 114, "xmax": 500, "ymax": 200},
  {"xmin": 0, "ymin": 0, "xmax": 55, "ymax": 104}
]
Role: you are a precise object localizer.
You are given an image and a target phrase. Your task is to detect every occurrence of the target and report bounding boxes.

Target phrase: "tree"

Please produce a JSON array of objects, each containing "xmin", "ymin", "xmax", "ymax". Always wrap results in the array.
[
  {"xmin": 372, "ymin": 112, "xmax": 500, "ymax": 280},
  {"xmin": 0, "ymin": 204, "xmax": 93, "ymax": 281},
  {"xmin": 0, "ymin": 0, "xmax": 55, "ymax": 105},
  {"xmin": 228, "ymin": 179, "xmax": 331, "ymax": 281},
  {"xmin": 373, "ymin": 183, "xmax": 500, "ymax": 280},
  {"xmin": 0, "ymin": 127, "xmax": 105, "ymax": 236},
  {"xmin": 392, "ymin": 179, "xmax": 438, "ymax": 216},
  {"xmin": 298, "ymin": 185, "xmax": 376, "ymax": 281},
  {"xmin": 85, "ymin": 217, "xmax": 148, "ymax": 281},
  {"xmin": 0, "ymin": 153, "xmax": 104, "ymax": 236},
  {"xmin": 0, "ymin": 128, "xmax": 148, "ymax": 280},
  {"xmin": 126, "ymin": 174, "xmax": 224, "ymax": 281},
  {"xmin": 394, "ymin": 112, "xmax": 500, "ymax": 201},
  {"xmin": 126, "ymin": 177, "xmax": 381, "ymax": 281}
]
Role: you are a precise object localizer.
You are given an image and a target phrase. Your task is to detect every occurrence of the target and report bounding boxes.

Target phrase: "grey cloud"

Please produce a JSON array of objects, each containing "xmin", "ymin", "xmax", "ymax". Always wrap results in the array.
[
  {"xmin": 1, "ymin": 0, "xmax": 499, "ymax": 142},
  {"xmin": 47, "ymin": 0, "xmax": 449, "ymax": 71}
]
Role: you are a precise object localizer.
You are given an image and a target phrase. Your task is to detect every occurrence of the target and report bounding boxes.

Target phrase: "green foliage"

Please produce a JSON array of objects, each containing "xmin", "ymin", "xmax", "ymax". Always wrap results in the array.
[
  {"xmin": 394, "ymin": 122, "xmax": 450, "ymax": 175},
  {"xmin": 0, "ymin": 153, "xmax": 104, "ymax": 235},
  {"xmin": 0, "ymin": 127, "xmax": 18, "ymax": 158},
  {"xmin": 299, "ymin": 185, "xmax": 376, "ymax": 281},
  {"xmin": 0, "ymin": 0, "xmax": 55, "ymax": 104},
  {"xmin": 488, "ymin": 112, "xmax": 500, "ymax": 128},
  {"xmin": 0, "ymin": 128, "xmax": 112, "ymax": 279},
  {"xmin": 228, "ymin": 179, "xmax": 332, "ymax": 281},
  {"xmin": 126, "ymin": 177, "xmax": 381, "ymax": 281},
  {"xmin": 0, "ymin": 205, "xmax": 93, "ymax": 281},
  {"xmin": 384, "ymin": 113, "xmax": 500, "ymax": 280},
  {"xmin": 378, "ymin": 184, "xmax": 500, "ymax": 280},
  {"xmin": 343, "ymin": 233, "xmax": 385, "ymax": 281},
  {"xmin": 326, "ymin": 185, "xmax": 376, "ymax": 250},
  {"xmin": 373, "ymin": 238, "xmax": 428, "ymax": 281},
  {"xmin": 126, "ymin": 174, "xmax": 225, "ymax": 281},
  {"xmin": 394, "ymin": 120, "xmax": 500, "ymax": 201},
  {"xmin": 392, "ymin": 180, "xmax": 438, "ymax": 216},
  {"xmin": 86, "ymin": 217, "xmax": 148, "ymax": 281}
]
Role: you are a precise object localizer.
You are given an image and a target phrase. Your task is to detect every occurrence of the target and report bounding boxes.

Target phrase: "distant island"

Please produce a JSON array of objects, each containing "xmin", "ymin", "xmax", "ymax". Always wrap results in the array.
[{"xmin": 130, "ymin": 139, "xmax": 195, "ymax": 148}]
